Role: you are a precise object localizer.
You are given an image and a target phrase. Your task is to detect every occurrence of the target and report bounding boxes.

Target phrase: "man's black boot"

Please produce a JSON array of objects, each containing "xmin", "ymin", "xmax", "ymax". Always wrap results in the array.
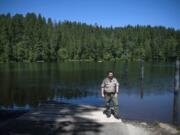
[
  {"xmin": 106, "ymin": 112, "xmax": 111, "ymax": 118},
  {"xmin": 103, "ymin": 110, "xmax": 111, "ymax": 118},
  {"xmin": 114, "ymin": 112, "xmax": 121, "ymax": 119}
]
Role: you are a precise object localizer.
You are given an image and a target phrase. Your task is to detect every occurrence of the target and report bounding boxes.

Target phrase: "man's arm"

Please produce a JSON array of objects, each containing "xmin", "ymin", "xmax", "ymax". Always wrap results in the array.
[
  {"xmin": 101, "ymin": 80, "xmax": 105, "ymax": 97},
  {"xmin": 101, "ymin": 87, "xmax": 105, "ymax": 97},
  {"xmin": 115, "ymin": 79, "xmax": 119, "ymax": 94},
  {"xmin": 116, "ymin": 84, "xmax": 119, "ymax": 94}
]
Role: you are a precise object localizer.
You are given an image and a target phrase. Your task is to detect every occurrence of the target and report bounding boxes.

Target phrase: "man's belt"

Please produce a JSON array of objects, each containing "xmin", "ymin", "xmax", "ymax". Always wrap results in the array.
[{"xmin": 104, "ymin": 91, "xmax": 115, "ymax": 94}]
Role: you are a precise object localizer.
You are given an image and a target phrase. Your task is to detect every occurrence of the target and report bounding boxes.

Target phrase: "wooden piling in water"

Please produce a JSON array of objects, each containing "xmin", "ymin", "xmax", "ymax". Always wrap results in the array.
[
  {"xmin": 173, "ymin": 58, "xmax": 179, "ymax": 125},
  {"xmin": 175, "ymin": 59, "xmax": 179, "ymax": 93}
]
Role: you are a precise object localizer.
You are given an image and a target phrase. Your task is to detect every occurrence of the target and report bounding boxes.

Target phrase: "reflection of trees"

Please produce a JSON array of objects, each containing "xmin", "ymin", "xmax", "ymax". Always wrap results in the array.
[
  {"xmin": 0, "ymin": 86, "xmax": 54, "ymax": 107},
  {"xmin": 0, "ymin": 64, "xmax": 54, "ymax": 107},
  {"xmin": 139, "ymin": 59, "xmax": 144, "ymax": 99},
  {"xmin": 52, "ymin": 85, "xmax": 94, "ymax": 100},
  {"xmin": 121, "ymin": 60, "xmax": 129, "ymax": 88},
  {"xmin": 0, "ymin": 62, "xmax": 103, "ymax": 107}
]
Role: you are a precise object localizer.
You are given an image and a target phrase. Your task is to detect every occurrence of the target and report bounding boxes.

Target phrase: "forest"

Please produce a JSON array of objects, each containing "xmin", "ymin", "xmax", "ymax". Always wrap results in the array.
[{"xmin": 0, "ymin": 13, "xmax": 179, "ymax": 62}]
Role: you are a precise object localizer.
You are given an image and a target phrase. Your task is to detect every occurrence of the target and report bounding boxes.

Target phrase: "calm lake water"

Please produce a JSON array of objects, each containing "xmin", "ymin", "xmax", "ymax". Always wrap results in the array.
[{"xmin": 0, "ymin": 62, "xmax": 179, "ymax": 125}]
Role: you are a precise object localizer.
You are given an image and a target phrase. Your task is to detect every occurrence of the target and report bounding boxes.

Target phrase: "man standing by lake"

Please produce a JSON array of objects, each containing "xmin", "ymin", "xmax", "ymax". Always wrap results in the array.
[{"xmin": 101, "ymin": 71, "xmax": 120, "ymax": 119}]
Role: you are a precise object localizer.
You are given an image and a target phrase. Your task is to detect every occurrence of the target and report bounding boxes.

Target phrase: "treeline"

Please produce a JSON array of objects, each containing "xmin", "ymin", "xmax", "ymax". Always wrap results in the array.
[{"xmin": 0, "ymin": 13, "xmax": 179, "ymax": 62}]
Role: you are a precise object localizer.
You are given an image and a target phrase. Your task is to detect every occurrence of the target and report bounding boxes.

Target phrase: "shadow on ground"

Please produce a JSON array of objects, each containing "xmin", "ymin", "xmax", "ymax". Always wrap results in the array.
[{"xmin": 0, "ymin": 101, "xmax": 103, "ymax": 135}]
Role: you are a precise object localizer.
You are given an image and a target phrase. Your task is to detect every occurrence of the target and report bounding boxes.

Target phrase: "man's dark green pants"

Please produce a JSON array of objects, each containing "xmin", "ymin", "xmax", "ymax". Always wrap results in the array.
[{"xmin": 104, "ymin": 92, "xmax": 119, "ymax": 115}]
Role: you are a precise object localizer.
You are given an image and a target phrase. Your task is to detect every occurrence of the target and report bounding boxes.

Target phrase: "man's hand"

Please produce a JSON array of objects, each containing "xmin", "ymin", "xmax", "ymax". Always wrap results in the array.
[{"xmin": 114, "ymin": 93, "xmax": 118, "ymax": 97}]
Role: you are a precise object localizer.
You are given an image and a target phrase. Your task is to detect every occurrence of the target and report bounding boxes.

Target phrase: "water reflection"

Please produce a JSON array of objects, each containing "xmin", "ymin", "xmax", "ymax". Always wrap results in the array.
[
  {"xmin": 139, "ymin": 59, "xmax": 144, "ymax": 99},
  {"xmin": 0, "ymin": 62, "xmax": 179, "ymax": 125},
  {"xmin": 173, "ymin": 91, "xmax": 179, "ymax": 125},
  {"xmin": 0, "ymin": 104, "xmax": 30, "ymax": 111},
  {"xmin": 53, "ymin": 86, "xmax": 92, "ymax": 100},
  {"xmin": 121, "ymin": 60, "xmax": 129, "ymax": 87},
  {"xmin": 173, "ymin": 59, "xmax": 179, "ymax": 125}
]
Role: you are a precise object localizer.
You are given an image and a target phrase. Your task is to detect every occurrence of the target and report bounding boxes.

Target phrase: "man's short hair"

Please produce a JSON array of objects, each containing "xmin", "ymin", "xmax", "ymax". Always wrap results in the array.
[{"xmin": 107, "ymin": 71, "xmax": 114, "ymax": 75}]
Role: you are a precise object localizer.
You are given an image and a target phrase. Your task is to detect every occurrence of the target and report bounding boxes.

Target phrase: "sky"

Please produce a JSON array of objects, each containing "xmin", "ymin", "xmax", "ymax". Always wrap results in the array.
[{"xmin": 0, "ymin": 0, "xmax": 180, "ymax": 29}]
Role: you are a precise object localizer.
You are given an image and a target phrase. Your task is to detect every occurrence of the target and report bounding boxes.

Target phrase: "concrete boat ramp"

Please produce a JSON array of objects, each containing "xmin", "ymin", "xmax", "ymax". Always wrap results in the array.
[{"xmin": 0, "ymin": 101, "xmax": 179, "ymax": 135}]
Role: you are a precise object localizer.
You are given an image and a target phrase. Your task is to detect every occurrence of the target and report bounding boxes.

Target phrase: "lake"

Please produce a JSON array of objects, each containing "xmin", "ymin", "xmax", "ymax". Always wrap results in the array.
[{"xmin": 0, "ymin": 61, "xmax": 179, "ymax": 125}]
